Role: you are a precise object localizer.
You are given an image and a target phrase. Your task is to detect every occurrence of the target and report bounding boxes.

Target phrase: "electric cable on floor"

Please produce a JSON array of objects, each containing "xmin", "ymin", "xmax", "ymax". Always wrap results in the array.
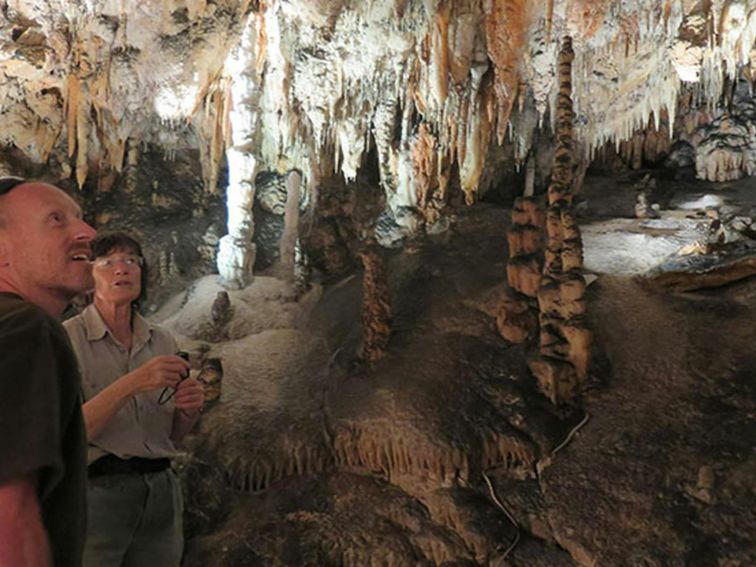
[
  {"xmin": 551, "ymin": 411, "xmax": 590, "ymax": 458},
  {"xmin": 482, "ymin": 470, "xmax": 520, "ymax": 565}
]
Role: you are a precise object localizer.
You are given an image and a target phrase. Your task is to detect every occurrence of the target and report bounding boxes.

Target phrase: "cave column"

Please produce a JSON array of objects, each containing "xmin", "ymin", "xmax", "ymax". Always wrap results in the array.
[
  {"xmin": 360, "ymin": 245, "xmax": 391, "ymax": 365},
  {"xmin": 217, "ymin": 17, "xmax": 260, "ymax": 289},
  {"xmin": 530, "ymin": 36, "xmax": 591, "ymax": 404},
  {"xmin": 217, "ymin": 150, "xmax": 257, "ymax": 289},
  {"xmin": 279, "ymin": 170, "xmax": 302, "ymax": 282}
]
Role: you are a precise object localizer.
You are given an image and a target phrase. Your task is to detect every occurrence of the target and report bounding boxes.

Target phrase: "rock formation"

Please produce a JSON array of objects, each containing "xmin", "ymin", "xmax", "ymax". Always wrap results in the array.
[
  {"xmin": 2, "ymin": 2, "xmax": 756, "ymax": 565},
  {"xmin": 359, "ymin": 245, "xmax": 392, "ymax": 365},
  {"xmin": 3, "ymin": 1, "xmax": 756, "ymax": 287},
  {"xmin": 498, "ymin": 36, "xmax": 590, "ymax": 404}
]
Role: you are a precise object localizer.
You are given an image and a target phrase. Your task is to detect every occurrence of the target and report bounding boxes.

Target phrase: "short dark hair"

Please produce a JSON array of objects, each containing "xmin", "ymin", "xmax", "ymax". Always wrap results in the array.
[
  {"xmin": 0, "ymin": 176, "xmax": 26, "ymax": 195},
  {"xmin": 91, "ymin": 232, "xmax": 149, "ymax": 308}
]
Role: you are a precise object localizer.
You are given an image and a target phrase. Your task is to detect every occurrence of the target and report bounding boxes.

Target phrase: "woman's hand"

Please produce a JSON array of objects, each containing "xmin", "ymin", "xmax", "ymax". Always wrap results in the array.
[
  {"xmin": 126, "ymin": 355, "xmax": 190, "ymax": 395},
  {"xmin": 170, "ymin": 377, "xmax": 205, "ymax": 441},
  {"xmin": 173, "ymin": 377, "xmax": 205, "ymax": 413}
]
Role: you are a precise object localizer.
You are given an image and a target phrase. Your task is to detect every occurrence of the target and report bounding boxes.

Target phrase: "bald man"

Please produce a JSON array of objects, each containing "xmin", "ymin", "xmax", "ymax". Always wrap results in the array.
[{"xmin": 0, "ymin": 178, "xmax": 96, "ymax": 567}]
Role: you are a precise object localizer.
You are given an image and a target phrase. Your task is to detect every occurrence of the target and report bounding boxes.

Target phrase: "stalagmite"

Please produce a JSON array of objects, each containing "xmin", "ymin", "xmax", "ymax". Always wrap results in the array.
[
  {"xmin": 279, "ymin": 170, "xmax": 302, "ymax": 281},
  {"xmin": 499, "ymin": 194, "xmax": 545, "ymax": 344},
  {"xmin": 508, "ymin": 37, "xmax": 591, "ymax": 404},
  {"xmin": 359, "ymin": 246, "xmax": 392, "ymax": 365},
  {"xmin": 496, "ymin": 292, "xmax": 538, "ymax": 344},
  {"xmin": 528, "ymin": 36, "xmax": 591, "ymax": 404}
]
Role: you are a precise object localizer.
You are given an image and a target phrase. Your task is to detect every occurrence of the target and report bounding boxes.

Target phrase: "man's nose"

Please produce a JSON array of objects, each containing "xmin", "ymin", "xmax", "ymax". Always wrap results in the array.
[{"xmin": 73, "ymin": 218, "xmax": 96, "ymax": 241}]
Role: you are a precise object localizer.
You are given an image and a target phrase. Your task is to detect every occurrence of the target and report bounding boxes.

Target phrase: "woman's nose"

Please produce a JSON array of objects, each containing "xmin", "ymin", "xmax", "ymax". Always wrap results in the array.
[{"xmin": 114, "ymin": 262, "xmax": 129, "ymax": 274}]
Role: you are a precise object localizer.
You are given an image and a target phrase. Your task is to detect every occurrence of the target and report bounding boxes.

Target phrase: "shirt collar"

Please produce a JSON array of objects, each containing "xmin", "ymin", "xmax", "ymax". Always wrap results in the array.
[
  {"xmin": 132, "ymin": 311, "xmax": 153, "ymax": 351},
  {"xmin": 82, "ymin": 304, "xmax": 154, "ymax": 348}
]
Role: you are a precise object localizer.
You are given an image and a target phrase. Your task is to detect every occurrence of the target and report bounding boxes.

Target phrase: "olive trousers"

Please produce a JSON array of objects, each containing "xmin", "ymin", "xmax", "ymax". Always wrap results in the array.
[{"xmin": 83, "ymin": 469, "xmax": 183, "ymax": 567}]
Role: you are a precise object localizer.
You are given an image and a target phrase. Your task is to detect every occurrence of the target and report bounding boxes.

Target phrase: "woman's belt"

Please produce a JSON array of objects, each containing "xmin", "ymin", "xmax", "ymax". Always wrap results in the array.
[{"xmin": 88, "ymin": 454, "xmax": 171, "ymax": 478}]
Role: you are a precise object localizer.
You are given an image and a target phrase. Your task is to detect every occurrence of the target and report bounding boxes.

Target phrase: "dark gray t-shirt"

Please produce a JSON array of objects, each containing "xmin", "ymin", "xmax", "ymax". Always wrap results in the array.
[{"xmin": 0, "ymin": 292, "xmax": 87, "ymax": 566}]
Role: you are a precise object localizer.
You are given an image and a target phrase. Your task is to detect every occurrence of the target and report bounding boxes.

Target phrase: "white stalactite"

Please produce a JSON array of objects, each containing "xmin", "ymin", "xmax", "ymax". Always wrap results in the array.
[{"xmin": 2, "ymin": 1, "xmax": 756, "ymax": 276}]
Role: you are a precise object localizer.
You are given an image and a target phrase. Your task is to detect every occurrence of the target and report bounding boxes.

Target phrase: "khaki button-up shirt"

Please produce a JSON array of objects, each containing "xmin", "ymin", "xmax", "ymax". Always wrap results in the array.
[{"xmin": 64, "ymin": 305, "xmax": 178, "ymax": 464}]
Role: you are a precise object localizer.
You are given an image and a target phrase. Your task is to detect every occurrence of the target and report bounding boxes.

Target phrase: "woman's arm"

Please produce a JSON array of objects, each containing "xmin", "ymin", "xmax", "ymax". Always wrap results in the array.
[
  {"xmin": 170, "ymin": 377, "xmax": 205, "ymax": 443},
  {"xmin": 83, "ymin": 355, "xmax": 188, "ymax": 439}
]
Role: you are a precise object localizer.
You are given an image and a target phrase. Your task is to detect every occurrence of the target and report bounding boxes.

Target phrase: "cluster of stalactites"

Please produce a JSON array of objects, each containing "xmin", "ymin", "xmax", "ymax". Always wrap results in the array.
[
  {"xmin": 194, "ymin": 0, "xmax": 539, "ymax": 213},
  {"xmin": 579, "ymin": 0, "xmax": 756, "ymax": 162},
  {"xmin": 196, "ymin": 0, "xmax": 756, "ymax": 214},
  {"xmin": 3, "ymin": 1, "xmax": 755, "ymax": 200}
]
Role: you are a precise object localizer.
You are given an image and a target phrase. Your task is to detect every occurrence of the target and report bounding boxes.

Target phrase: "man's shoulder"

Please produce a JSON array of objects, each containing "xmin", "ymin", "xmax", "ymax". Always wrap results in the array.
[{"xmin": 0, "ymin": 293, "xmax": 54, "ymax": 335}]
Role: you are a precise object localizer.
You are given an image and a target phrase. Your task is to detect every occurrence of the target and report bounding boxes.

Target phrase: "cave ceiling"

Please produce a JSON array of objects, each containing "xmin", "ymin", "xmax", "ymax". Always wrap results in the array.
[{"xmin": 1, "ymin": 0, "xmax": 755, "ymax": 201}]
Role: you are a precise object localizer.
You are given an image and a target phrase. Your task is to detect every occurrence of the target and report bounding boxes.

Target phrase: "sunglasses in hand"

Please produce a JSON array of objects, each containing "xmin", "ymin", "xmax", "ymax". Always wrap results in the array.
[{"xmin": 157, "ymin": 351, "xmax": 191, "ymax": 405}]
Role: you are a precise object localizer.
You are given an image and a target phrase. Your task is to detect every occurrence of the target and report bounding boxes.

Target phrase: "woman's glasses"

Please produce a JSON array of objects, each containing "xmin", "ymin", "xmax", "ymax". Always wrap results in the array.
[{"xmin": 92, "ymin": 255, "xmax": 144, "ymax": 269}]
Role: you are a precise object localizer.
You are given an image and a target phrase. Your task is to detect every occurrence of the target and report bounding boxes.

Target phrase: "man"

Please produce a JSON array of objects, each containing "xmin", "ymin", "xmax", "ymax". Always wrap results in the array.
[{"xmin": 0, "ymin": 178, "xmax": 96, "ymax": 566}]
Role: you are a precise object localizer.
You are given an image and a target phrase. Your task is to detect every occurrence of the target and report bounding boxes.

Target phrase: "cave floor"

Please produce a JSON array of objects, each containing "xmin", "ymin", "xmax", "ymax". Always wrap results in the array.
[{"xmin": 165, "ymin": 173, "xmax": 755, "ymax": 567}]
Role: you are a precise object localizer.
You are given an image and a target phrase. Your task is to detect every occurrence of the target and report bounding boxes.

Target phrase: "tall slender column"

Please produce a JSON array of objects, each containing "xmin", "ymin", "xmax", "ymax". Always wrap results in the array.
[
  {"xmin": 360, "ymin": 246, "xmax": 391, "ymax": 365},
  {"xmin": 217, "ymin": 18, "xmax": 260, "ymax": 289},
  {"xmin": 279, "ymin": 170, "xmax": 302, "ymax": 281},
  {"xmin": 529, "ymin": 36, "xmax": 591, "ymax": 405}
]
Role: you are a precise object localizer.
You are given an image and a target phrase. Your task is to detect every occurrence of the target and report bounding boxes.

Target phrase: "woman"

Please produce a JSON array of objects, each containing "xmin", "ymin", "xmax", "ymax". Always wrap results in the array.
[{"xmin": 63, "ymin": 232, "xmax": 204, "ymax": 567}]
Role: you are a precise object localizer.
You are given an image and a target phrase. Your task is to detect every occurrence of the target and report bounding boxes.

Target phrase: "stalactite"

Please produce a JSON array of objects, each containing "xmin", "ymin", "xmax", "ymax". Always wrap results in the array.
[
  {"xmin": 485, "ymin": 0, "xmax": 531, "ymax": 144},
  {"xmin": 413, "ymin": 122, "xmax": 447, "ymax": 224},
  {"xmin": 3, "ymin": 0, "xmax": 756, "ymax": 256},
  {"xmin": 123, "ymin": 139, "xmax": 139, "ymax": 194},
  {"xmin": 75, "ymin": 82, "xmax": 90, "ymax": 188},
  {"xmin": 64, "ymin": 74, "xmax": 80, "ymax": 161},
  {"xmin": 359, "ymin": 246, "xmax": 391, "ymax": 366},
  {"xmin": 459, "ymin": 75, "xmax": 495, "ymax": 204},
  {"xmin": 428, "ymin": 0, "xmax": 451, "ymax": 110}
]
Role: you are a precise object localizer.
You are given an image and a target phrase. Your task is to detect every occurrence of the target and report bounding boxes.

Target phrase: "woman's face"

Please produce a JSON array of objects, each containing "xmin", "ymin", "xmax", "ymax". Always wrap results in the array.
[{"xmin": 92, "ymin": 246, "xmax": 143, "ymax": 307}]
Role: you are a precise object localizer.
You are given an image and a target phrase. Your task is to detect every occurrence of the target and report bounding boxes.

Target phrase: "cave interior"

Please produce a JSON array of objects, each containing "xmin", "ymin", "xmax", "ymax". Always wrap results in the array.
[{"xmin": 1, "ymin": 1, "xmax": 755, "ymax": 565}]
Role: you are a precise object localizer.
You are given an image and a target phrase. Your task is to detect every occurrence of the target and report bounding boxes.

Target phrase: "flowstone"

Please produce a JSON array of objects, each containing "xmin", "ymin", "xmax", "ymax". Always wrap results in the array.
[{"xmin": 171, "ymin": 205, "xmax": 578, "ymax": 565}]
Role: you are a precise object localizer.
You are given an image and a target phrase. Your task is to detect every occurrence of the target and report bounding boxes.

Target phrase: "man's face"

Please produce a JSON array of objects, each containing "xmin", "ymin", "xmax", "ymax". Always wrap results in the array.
[{"xmin": 0, "ymin": 183, "xmax": 96, "ymax": 304}]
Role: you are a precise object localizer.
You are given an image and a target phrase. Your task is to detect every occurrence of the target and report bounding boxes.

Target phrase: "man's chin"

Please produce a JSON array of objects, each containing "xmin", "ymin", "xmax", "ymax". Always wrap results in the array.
[{"xmin": 65, "ymin": 275, "xmax": 94, "ymax": 297}]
